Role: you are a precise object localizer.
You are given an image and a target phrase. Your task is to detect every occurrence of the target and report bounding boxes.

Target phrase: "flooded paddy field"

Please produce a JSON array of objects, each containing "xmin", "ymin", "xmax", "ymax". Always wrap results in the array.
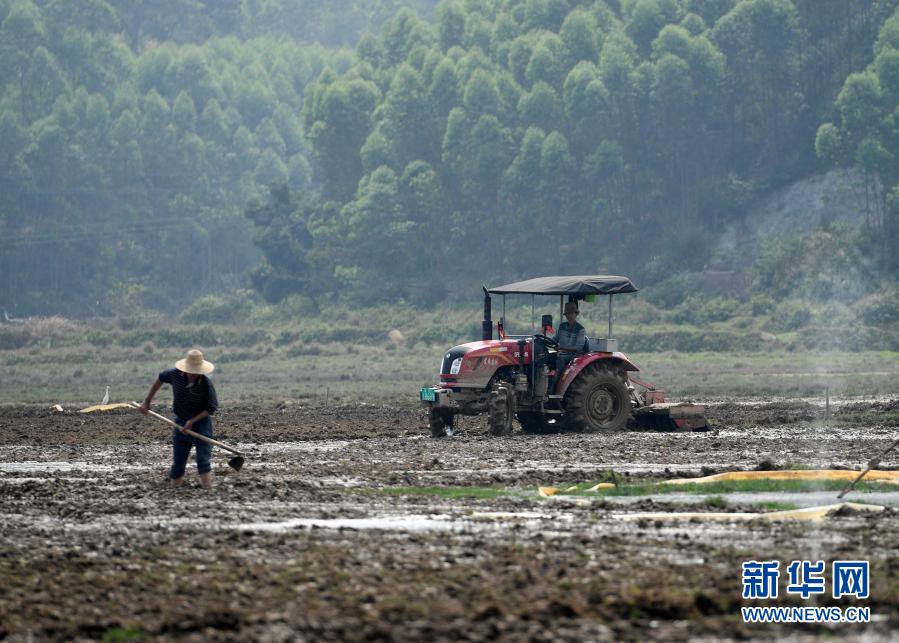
[{"xmin": 2, "ymin": 398, "xmax": 899, "ymax": 641}]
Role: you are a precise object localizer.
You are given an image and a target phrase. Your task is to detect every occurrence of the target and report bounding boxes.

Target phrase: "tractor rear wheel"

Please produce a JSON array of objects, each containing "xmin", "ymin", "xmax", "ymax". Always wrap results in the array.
[
  {"xmin": 429, "ymin": 408, "xmax": 453, "ymax": 438},
  {"xmin": 517, "ymin": 410, "xmax": 551, "ymax": 434},
  {"xmin": 487, "ymin": 382, "xmax": 514, "ymax": 436},
  {"xmin": 564, "ymin": 364, "xmax": 631, "ymax": 432}
]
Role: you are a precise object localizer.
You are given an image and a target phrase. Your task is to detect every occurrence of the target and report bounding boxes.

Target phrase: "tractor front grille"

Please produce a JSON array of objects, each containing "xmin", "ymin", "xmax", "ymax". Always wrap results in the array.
[{"xmin": 441, "ymin": 346, "xmax": 470, "ymax": 374}]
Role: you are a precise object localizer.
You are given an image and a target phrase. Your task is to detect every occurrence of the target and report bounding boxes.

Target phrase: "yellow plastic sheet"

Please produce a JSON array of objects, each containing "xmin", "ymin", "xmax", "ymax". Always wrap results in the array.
[
  {"xmin": 663, "ymin": 469, "xmax": 899, "ymax": 485},
  {"xmin": 616, "ymin": 502, "xmax": 884, "ymax": 522},
  {"xmin": 79, "ymin": 402, "xmax": 134, "ymax": 413},
  {"xmin": 538, "ymin": 486, "xmax": 558, "ymax": 497},
  {"xmin": 587, "ymin": 482, "xmax": 616, "ymax": 491}
]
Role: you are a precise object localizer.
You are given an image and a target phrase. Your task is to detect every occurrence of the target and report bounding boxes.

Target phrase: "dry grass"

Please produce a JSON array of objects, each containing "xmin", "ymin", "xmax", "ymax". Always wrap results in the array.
[{"xmin": 24, "ymin": 315, "xmax": 83, "ymax": 337}]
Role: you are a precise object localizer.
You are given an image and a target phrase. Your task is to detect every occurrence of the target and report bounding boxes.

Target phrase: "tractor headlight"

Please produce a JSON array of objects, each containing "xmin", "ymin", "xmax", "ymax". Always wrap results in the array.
[{"xmin": 450, "ymin": 357, "xmax": 463, "ymax": 374}]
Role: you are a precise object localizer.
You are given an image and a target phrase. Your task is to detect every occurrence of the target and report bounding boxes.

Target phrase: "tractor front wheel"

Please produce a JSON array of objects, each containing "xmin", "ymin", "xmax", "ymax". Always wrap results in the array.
[
  {"xmin": 487, "ymin": 382, "xmax": 514, "ymax": 436},
  {"xmin": 429, "ymin": 408, "xmax": 454, "ymax": 438},
  {"xmin": 564, "ymin": 364, "xmax": 631, "ymax": 432}
]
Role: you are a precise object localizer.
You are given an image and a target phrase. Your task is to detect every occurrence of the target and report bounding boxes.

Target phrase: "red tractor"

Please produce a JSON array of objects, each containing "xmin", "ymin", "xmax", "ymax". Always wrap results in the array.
[{"xmin": 420, "ymin": 275, "xmax": 707, "ymax": 437}]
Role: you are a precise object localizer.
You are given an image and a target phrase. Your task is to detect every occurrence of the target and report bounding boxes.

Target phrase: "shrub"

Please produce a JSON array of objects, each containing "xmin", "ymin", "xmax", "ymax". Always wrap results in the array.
[
  {"xmin": 857, "ymin": 290, "xmax": 899, "ymax": 327},
  {"xmin": 767, "ymin": 300, "xmax": 812, "ymax": 332},
  {"xmin": 751, "ymin": 228, "xmax": 870, "ymax": 303},
  {"xmin": 749, "ymin": 295, "xmax": 776, "ymax": 316},
  {"xmin": 792, "ymin": 325, "xmax": 899, "ymax": 351},
  {"xmin": 177, "ymin": 292, "xmax": 254, "ymax": 324},
  {"xmin": 286, "ymin": 343, "xmax": 322, "ymax": 357},
  {"xmin": 644, "ymin": 274, "xmax": 691, "ymax": 308},
  {"xmin": 0, "ymin": 326, "xmax": 30, "ymax": 349},
  {"xmin": 275, "ymin": 330, "xmax": 300, "ymax": 346},
  {"xmin": 670, "ymin": 296, "xmax": 740, "ymax": 325}
]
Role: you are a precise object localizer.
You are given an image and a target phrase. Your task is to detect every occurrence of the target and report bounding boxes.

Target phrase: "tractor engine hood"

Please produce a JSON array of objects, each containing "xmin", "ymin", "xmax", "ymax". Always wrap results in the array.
[{"xmin": 439, "ymin": 340, "xmax": 529, "ymax": 386}]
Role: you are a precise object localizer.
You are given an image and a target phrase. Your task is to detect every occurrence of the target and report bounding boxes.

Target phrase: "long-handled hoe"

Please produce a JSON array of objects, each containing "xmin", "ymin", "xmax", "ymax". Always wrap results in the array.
[
  {"xmin": 129, "ymin": 401, "xmax": 246, "ymax": 471},
  {"xmin": 837, "ymin": 434, "xmax": 899, "ymax": 498}
]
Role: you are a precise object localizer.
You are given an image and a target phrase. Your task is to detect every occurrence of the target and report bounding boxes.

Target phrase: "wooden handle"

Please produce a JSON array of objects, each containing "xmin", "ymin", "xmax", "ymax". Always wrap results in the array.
[
  {"xmin": 837, "ymin": 466, "xmax": 869, "ymax": 499},
  {"xmin": 837, "ymin": 435, "xmax": 899, "ymax": 498},
  {"xmin": 131, "ymin": 402, "xmax": 244, "ymax": 456}
]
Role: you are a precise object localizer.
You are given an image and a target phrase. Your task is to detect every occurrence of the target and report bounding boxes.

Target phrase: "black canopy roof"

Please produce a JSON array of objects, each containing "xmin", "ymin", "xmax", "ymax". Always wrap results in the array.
[{"xmin": 488, "ymin": 275, "xmax": 638, "ymax": 296}]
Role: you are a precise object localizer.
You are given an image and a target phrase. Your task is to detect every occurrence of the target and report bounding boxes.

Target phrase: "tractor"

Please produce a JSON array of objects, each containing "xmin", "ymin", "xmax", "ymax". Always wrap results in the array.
[{"xmin": 420, "ymin": 275, "xmax": 707, "ymax": 437}]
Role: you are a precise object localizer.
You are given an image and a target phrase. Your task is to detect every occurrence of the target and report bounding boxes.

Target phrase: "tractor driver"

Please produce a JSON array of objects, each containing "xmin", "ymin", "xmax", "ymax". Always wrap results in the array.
[{"xmin": 553, "ymin": 301, "xmax": 587, "ymax": 377}]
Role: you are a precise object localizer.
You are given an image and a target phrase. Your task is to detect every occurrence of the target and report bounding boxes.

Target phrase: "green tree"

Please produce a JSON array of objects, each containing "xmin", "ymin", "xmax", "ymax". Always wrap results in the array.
[
  {"xmin": 380, "ymin": 7, "xmax": 434, "ymax": 68},
  {"xmin": 563, "ymin": 61, "xmax": 609, "ymax": 159},
  {"xmin": 307, "ymin": 77, "xmax": 381, "ymax": 201},
  {"xmin": 23, "ymin": 46, "xmax": 67, "ymax": 118},
  {"xmin": 525, "ymin": 34, "xmax": 565, "ymax": 89},
  {"xmin": 256, "ymin": 118, "xmax": 287, "ymax": 158},
  {"xmin": 626, "ymin": 0, "xmax": 667, "ymax": 55},
  {"xmin": 255, "ymin": 147, "xmax": 289, "ymax": 186},
  {"xmin": 518, "ymin": 81, "xmax": 564, "ymax": 133},
  {"xmin": 361, "ymin": 128, "xmax": 397, "ymax": 174},
  {"xmin": 199, "ymin": 98, "xmax": 230, "ymax": 143},
  {"xmin": 501, "ymin": 126, "xmax": 545, "ymax": 268},
  {"xmin": 172, "ymin": 91, "xmax": 197, "ymax": 133},
  {"xmin": 508, "ymin": 35, "xmax": 535, "ymax": 86},
  {"xmin": 523, "ymin": 0, "xmax": 571, "ymax": 32},
  {"xmin": 246, "ymin": 183, "xmax": 313, "ymax": 303},
  {"xmin": 462, "ymin": 67, "xmax": 502, "ymax": 117},
  {"xmin": 379, "ymin": 63, "xmax": 433, "ymax": 164},
  {"xmin": 44, "ymin": 0, "xmax": 118, "ymax": 34},
  {"xmin": 560, "ymin": 8, "xmax": 600, "ymax": 68},
  {"xmin": 339, "ymin": 165, "xmax": 414, "ymax": 299},
  {"xmin": 0, "ymin": 0, "xmax": 46, "ymax": 116}
]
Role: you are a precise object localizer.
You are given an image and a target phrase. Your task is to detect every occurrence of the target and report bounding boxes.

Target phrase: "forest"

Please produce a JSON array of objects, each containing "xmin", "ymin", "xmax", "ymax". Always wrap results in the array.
[{"xmin": 1, "ymin": 0, "xmax": 899, "ymax": 323}]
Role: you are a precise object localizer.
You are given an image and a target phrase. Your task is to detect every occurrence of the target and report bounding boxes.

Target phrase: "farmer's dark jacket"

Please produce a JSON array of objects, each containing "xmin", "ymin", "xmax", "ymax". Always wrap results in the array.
[{"xmin": 159, "ymin": 368, "xmax": 218, "ymax": 421}]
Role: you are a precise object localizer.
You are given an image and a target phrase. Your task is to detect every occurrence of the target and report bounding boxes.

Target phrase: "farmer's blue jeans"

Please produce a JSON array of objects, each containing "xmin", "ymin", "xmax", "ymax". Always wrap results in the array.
[{"xmin": 170, "ymin": 416, "xmax": 213, "ymax": 478}]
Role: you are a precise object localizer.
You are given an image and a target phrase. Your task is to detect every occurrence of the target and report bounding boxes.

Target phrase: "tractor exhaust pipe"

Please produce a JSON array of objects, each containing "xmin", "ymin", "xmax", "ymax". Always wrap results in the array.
[{"xmin": 482, "ymin": 286, "xmax": 492, "ymax": 341}]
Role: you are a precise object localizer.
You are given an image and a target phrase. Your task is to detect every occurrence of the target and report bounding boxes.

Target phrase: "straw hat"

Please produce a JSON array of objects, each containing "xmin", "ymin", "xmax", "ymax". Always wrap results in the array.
[
  {"xmin": 175, "ymin": 349, "xmax": 215, "ymax": 375},
  {"xmin": 564, "ymin": 301, "xmax": 579, "ymax": 315}
]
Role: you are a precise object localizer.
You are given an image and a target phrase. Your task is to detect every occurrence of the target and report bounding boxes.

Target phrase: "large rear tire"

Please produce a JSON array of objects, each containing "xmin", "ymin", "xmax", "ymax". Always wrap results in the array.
[
  {"xmin": 487, "ymin": 382, "xmax": 514, "ymax": 436},
  {"xmin": 564, "ymin": 364, "xmax": 631, "ymax": 432},
  {"xmin": 429, "ymin": 408, "xmax": 453, "ymax": 438}
]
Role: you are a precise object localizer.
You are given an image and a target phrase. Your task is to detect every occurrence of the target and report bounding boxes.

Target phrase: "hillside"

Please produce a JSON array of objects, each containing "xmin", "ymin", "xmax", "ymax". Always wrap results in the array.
[{"xmin": 1, "ymin": 1, "xmax": 898, "ymax": 318}]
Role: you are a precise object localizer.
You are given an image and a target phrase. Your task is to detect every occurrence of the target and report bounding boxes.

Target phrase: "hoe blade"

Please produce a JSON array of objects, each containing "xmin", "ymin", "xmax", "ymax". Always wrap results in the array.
[{"xmin": 227, "ymin": 456, "xmax": 245, "ymax": 472}]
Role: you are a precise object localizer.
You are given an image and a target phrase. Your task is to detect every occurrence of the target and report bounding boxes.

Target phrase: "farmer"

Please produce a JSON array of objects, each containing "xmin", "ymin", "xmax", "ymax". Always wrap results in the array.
[
  {"xmin": 139, "ymin": 349, "xmax": 218, "ymax": 489},
  {"xmin": 553, "ymin": 301, "xmax": 587, "ymax": 377}
]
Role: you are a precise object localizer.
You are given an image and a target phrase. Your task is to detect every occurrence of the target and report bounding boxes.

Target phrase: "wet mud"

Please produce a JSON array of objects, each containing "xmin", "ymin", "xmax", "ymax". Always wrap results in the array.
[{"xmin": 2, "ymin": 399, "xmax": 898, "ymax": 641}]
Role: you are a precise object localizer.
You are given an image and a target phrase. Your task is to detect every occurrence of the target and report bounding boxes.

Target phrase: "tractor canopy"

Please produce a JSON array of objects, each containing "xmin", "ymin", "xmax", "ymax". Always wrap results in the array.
[{"xmin": 487, "ymin": 275, "xmax": 638, "ymax": 296}]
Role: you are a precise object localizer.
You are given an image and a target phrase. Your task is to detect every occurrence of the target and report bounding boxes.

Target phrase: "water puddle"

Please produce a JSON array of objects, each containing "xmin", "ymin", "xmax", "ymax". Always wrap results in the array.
[
  {"xmin": 413, "ymin": 462, "xmax": 716, "ymax": 476},
  {"xmin": 0, "ymin": 461, "xmax": 116, "ymax": 473},
  {"xmin": 0, "ymin": 476, "xmax": 105, "ymax": 484},
  {"xmin": 703, "ymin": 395, "xmax": 895, "ymax": 407},
  {"xmin": 232, "ymin": 514, "xmax": 458, "ymax": 533},
  {"xmin": 253, "ymin": 440, "xmax": 351, "ymax": 453},
  {"xmin": 664, "ymin": 490, "xmax": 899, "ymax": 508},
  {"xmin": 317, "ymin": 476, "xmax": 369, "ymax": 487}
]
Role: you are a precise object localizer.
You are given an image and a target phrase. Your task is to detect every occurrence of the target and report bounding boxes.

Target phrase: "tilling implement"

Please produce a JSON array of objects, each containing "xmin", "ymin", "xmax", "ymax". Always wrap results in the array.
[
  {"xmin": 129, "ymin": 402, "xmax": 246, "ymax": 471},
  {"xmin": 837, "ymin": 434, "xmax": 899, "ymax": 498}
]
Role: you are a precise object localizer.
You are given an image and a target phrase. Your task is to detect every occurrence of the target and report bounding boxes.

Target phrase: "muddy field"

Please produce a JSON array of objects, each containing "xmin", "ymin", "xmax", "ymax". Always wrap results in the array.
[{"xmin": 2, "ymin": 398, "xmax": 899, "ymax": 641}]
